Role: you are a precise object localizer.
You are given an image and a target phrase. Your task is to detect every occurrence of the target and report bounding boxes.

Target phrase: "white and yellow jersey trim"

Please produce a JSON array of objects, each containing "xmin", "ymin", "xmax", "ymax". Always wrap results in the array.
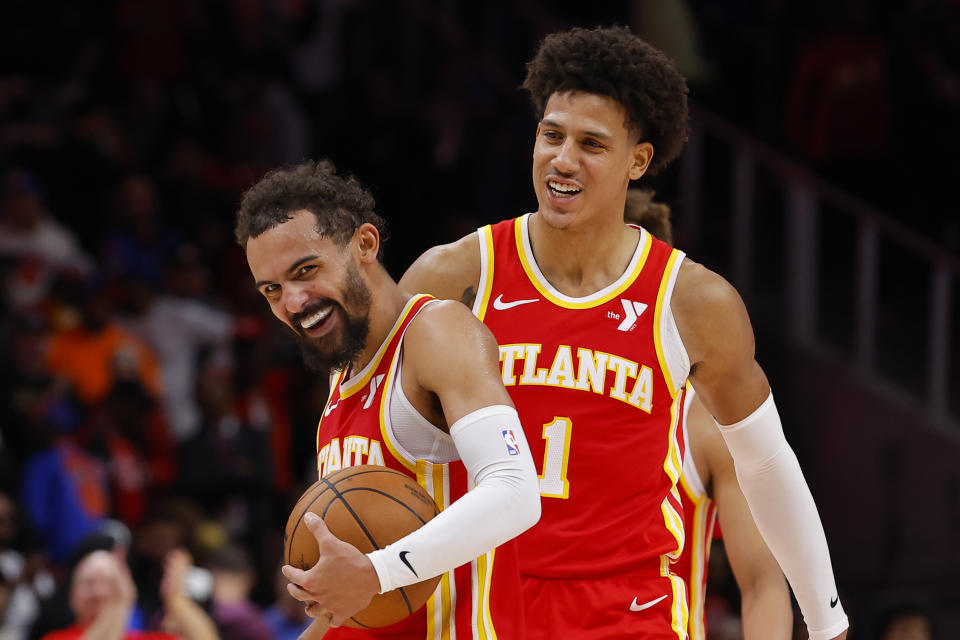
[
  {"xmin": 515, "ymin": 214, "xmax": 653, "ymax": 309},
  {"xmin": 679, "ymin": 386, "xmax": 716, "ymax": 640}
]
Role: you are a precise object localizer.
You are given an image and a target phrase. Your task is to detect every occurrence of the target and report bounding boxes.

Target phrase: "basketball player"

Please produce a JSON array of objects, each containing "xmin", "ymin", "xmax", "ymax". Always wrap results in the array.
[
  {"xmin": 626, "ymin": 189, "xmax": 792, "ymax": 639},
  {"xmin": 236, "ymin": 160, "xmax": 541, "ymax": 638},
  {"xmin": 400, "ymin": 26, "xmax": 848, "ymax": 639}
]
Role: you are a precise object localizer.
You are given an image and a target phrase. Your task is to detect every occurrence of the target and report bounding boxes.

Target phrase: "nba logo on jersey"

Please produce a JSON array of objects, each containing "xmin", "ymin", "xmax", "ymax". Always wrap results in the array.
[{"xmin": 502, "ymin": 430, "xmax": 520, "ymax": 456}]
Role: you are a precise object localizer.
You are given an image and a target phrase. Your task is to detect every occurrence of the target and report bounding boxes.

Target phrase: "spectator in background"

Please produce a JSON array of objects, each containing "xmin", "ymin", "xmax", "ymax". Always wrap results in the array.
[
  {"xmin": 28, "ymin": 528, "xmax": 222, "ymax": 640},
  {"xmin": 0, "ymin": 318, "xmax": 78, "ymax": 474},
  {"xmin": 39, "ymin": 545, "xmax": 173, "ymax": 640},
  {"xmin": 77, "ymin": 381, "xmax": 177, "ymax": 530},
  {"xmin": 156, "ymin": 549, "xmax": 219, "ymax": 640},
  {"xmin": 19, "ymin": 431, "xmax": 111, "ymax": 567},
  {"xmin": 0, "ymin": 491, "xmax": 54, "ymax": 640},
  {"xmin": 127, "ymin": 503, "xmax": 195, "ymax": 628},
  {"xmin": 99, "ymin": 175, "xmax": 181, "ymax": 290},
  {"xmin": 45, "ymin": 281, "xmax": 161, "ymax": 408},
  {"xmin": 115, "ymin": 259, "xmax": 235, "ymax": 442},
  {"xmin": 204, "ymin": 546, "xmax": 269, "ymax": 640},
  {"xmin": 0, "ymin": 170, "xmax": 93, "ymax": 317},
  {"xmin": 177, "ymin": 370, "xmax": 272, "ymax": 547}
]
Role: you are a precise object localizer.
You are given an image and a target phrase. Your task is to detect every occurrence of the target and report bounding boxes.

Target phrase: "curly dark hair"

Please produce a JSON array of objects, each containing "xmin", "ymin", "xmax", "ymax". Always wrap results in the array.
[
  {"xmin": 234, "ymin": 160, "xmax": 389, "ymax": 259},
  {"xmin": 522, "ymin": 25, "xmax": 689, "ymax": 174},
  {"xmin": 624, "ymin": 189, "xmax": 673, "ymax": 246}
]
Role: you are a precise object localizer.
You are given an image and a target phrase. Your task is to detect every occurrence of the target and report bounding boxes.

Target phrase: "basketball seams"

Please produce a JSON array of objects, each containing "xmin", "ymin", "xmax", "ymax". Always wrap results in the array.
[
  {"xmin": 286, "ymin": 476, "xmax": 338, "ymax": 566},
  {"xmin": 285, "ymin": 465, "xmax": 441, "ymax": 628},
  {"xmin": 338, "ymin": 487, "xmax": 437, "ymax": 525}
]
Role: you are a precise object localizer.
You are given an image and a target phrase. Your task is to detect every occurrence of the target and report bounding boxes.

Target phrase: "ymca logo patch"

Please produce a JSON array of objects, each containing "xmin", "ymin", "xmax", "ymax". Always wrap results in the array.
[
  {"xmin": 616, "ymin": 299, "xmax": 647, "ymax": 332},
  {"xmin": 502, "ymin": 429, "xmax": 520, "ymax": 456}
]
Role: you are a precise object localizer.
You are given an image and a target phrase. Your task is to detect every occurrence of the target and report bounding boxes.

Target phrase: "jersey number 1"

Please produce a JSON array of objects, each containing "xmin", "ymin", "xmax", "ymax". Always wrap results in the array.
[{"xmin": 539, "ymin": 417, "xmax": 572, "ymax": 499}]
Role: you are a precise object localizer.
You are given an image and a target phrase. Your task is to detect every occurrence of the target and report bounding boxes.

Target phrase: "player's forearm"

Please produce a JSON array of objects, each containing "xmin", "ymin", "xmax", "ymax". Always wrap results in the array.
[
  {"xmin": 716, "ymin": 393, "xmax": 849, "ymax": 640},
  {"xmin": 367, "ymin": 405, "xmax": 540, "ymax": 592},
  {"xmin": 740, "ymin": 584, "xmax": 793, "ymax": 640}
]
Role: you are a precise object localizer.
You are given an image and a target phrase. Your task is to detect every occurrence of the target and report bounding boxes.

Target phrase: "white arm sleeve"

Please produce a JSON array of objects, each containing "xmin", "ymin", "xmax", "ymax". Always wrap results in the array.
[
  {"xmin": 366, "ymin": 405, "xmax": 540, "ymax": 592},
  {"xmin": 716, "ymin": 392, "xmax": 849, "ymax": 640}
]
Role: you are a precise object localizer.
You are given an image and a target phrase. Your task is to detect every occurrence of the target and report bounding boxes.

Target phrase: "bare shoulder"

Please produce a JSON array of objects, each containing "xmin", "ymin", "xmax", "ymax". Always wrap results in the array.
[
  {"xmin": 399, "ymin": 232, "xmax": 482, "ymax": 307},
  {"xmin": 402, "ymin": 298, "xmax": 510, "ymax": 422},
  {"xmin": 672, "ymin": 258, "xmax": 745, "ymax": 321},
  {"xmin": 404, "ymin": 299, "xmax": 498, "ymax": 368},
  {"xmin": 671, "ymin": 258, "xmax": 754, "ymax": 368}
]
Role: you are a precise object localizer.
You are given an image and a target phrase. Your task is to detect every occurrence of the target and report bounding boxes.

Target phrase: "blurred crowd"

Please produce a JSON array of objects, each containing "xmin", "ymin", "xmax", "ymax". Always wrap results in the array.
[{"xmin": 0, "ymin": 0, "xmax": 956, "ymax": 638}]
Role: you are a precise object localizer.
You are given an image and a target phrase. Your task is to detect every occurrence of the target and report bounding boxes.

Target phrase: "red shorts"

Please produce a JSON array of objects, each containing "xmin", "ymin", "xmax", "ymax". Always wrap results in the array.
[{"xmin": 521, "ymin": 568, "xmax": 688, "ymax": 640}]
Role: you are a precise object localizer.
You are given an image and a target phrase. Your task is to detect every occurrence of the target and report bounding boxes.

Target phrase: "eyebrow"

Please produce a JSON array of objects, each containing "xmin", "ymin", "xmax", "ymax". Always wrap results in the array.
[
  {"xmin": 541, "ymin": 119, "xmax": 611, "ymax": 140},
  {"xmin": 254, "ymin": 254, "xmax": 319, "ymax": 289}
]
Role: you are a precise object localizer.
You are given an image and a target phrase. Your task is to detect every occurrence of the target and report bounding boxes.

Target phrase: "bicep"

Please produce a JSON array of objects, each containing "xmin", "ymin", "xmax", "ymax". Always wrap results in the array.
[
  {"xmin": 434, "ymin": 324, "xmax": 513, "ymax": 425},
  {"xmin": 407, "ymin": 302, "xmax": 512, "ymax": 425}
]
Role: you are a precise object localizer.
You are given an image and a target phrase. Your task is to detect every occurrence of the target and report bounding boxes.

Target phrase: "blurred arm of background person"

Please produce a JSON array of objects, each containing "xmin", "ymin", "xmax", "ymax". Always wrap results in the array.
[
  {"xmin": 157, "ymin": 548, "xmax": 219, "ymax": 640},
  {"xmin": 688, "ymin": 393, "xmax": 793, "ymax": 638}
]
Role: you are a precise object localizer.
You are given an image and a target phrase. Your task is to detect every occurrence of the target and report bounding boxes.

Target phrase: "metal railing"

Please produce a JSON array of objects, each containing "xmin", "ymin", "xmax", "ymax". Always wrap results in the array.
[{"xmin": 680, "ymin": 106, "xmax": 959, "ymax": 426}]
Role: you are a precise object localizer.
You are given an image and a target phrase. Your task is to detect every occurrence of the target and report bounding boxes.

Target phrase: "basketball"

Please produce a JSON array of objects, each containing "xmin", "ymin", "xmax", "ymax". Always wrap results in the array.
[{"xmin": 283, "ymin": 465, "xmax": 442, "ymax": 628}]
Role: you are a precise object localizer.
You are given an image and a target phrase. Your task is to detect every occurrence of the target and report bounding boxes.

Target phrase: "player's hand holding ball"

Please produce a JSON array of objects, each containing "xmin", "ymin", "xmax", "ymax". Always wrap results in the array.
[
  {"xmin": 282, "ymin": 465, "xmax": 442, "ymax": 629},
  {"xmin": 282, "ymin": 511, "xmax": 380, "ymax": 627}
]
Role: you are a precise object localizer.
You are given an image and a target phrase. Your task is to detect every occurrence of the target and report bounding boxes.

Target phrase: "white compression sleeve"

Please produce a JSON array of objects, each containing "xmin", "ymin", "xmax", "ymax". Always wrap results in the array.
[
  {"xmin": 716, "ymin": 392, "xmax": 849, "ymax": 640},
  {"xmin": 366, "ymin": 405, "xmax": 540, "ymax": 593}
]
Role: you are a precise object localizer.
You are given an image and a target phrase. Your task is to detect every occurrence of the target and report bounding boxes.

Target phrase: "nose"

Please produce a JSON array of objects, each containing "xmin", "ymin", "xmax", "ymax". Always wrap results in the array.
[
  {"xmin": 552, "ymin": 138, "xmax": 579, "ymax": 174},
  {"xmin": 282, "ymin": 283, "xmax": 311, "ymax": 315}
]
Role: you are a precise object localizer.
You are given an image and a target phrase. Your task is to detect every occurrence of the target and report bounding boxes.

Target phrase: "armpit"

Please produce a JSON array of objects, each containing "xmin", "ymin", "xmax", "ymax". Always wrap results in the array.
[{"xmin": 460, "ymin": 286, "xmax": 477, "ymax": 308}]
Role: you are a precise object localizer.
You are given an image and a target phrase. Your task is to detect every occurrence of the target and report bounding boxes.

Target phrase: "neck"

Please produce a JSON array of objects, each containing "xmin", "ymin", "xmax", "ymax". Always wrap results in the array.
[
  {"xmin": 528, "ymin": 211, "xmax": 640, "ymax": 296},
  {"xmin": 351, "ymin": 269, "xmax": 410, "ymax": 373}
]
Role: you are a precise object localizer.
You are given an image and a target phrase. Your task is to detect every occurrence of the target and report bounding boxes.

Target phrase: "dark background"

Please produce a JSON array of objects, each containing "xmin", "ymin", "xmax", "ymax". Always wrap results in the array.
[{"xmin": 1, "ymin": 1, "xmax": 958, "ymax": 638}]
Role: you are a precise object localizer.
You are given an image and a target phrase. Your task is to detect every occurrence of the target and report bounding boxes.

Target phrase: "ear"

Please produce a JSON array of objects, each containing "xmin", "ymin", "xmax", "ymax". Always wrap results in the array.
[
  {"xmin": 354, "ymin": 223, "xmax": 381, "ymax": 265},
  {"xmin": 629, "ymin": 142, "xmax": 654, "ymax": 181}
]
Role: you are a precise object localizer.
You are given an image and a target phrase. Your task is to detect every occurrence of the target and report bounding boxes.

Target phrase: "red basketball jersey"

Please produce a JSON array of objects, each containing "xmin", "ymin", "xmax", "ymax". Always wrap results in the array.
[
  {"xmin": 675, "ymin": 387, "xmax": 719, "ymax": 640},
  {"xmin": 316, "ymin": 294, "xmax": 525, "ymax": 640},
  {"xmin": 473, "ymin": 215, "xmax": 689, "ymax": 581}
]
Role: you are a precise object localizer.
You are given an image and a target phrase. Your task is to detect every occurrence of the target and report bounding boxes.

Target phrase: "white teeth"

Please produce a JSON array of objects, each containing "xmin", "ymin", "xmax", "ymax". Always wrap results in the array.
[
  {"xmin": 301, "ymin": 307, "xmax": 332, "ymax": 329},
  {"xmin": 548, "ymin": 180, "xmax": 581, "ymax": 193}
]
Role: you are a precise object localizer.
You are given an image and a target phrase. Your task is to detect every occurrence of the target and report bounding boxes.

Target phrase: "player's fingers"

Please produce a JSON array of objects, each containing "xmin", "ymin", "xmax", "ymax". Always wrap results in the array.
[
  {"xmin": 281, "ymin": 563, "xmax": 308, "ymax": 585},
  {"xmin": 286, "ymin": 580, "xmax": 315, "ymax": 603},
  {"xmin": 328, "ymin": 611, "xmax": 344, "ymax": 628},
  {"xmin": 303, "ymin": 512, "xmax": 334, "ymax": 543},
  {"xmin": 304, "ymin": 600, "xmax": 325, "ymax": 618}
]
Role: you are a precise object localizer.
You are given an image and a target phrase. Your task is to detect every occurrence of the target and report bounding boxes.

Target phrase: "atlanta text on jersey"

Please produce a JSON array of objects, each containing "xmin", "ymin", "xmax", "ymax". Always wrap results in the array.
[
  {"xmin": 318, "ymin": 436, "xmax": 386, "ymax": 478},
  {"xmin": 499, "ymin": 343, "xmax": 655, "ymax": 413}
]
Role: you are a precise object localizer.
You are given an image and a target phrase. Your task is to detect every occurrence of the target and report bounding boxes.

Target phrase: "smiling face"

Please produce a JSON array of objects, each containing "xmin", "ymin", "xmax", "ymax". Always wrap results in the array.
[
  {"xmin": 532, "ymin": 91, "xmax": 652, "ymax": 231},
  {"xmin": 246, "ymin": 210, "xmax": 372, "ymax": 371}
]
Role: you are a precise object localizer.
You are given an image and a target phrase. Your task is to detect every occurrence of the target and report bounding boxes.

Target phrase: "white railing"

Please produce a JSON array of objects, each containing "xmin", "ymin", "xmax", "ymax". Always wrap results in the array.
[{"xmin": 680, "ymin": 106, "xmax": 959, "ymax": 424}]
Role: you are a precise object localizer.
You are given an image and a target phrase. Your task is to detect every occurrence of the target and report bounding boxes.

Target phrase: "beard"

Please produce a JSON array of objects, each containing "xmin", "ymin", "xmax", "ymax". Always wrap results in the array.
[{"xmin": 292, "ymin": 261, "xmax": 372, "ymax": 373}]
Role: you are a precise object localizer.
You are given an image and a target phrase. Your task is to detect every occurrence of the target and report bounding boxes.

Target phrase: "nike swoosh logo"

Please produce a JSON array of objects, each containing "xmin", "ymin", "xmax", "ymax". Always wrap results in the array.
[
  {"xmin": 492, "ymin": 294, "xmax": 539, "ymax": 310},
  {"xmin": 399, "ymin": 551, "xmax": 418, "ymax": 577},
  {"xmin": 630, "ymin": 594, "xmax": 668, "ymax": 612},
  {"xmin": 830, "ymin": 596, "xmax": 839, "ymax": 608}
]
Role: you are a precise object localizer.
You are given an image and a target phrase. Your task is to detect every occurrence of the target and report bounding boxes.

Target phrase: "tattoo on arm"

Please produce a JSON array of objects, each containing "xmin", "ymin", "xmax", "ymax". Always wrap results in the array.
[{"xmin": 460, "ymin": 286, "xmax": 477, "ymax": 308}]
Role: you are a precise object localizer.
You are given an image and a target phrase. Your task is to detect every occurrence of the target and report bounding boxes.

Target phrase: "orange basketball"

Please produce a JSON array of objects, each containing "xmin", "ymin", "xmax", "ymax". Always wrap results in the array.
[{"xmin": 283, "ymin": 465, "xmax": 442, "ymax": 628}]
